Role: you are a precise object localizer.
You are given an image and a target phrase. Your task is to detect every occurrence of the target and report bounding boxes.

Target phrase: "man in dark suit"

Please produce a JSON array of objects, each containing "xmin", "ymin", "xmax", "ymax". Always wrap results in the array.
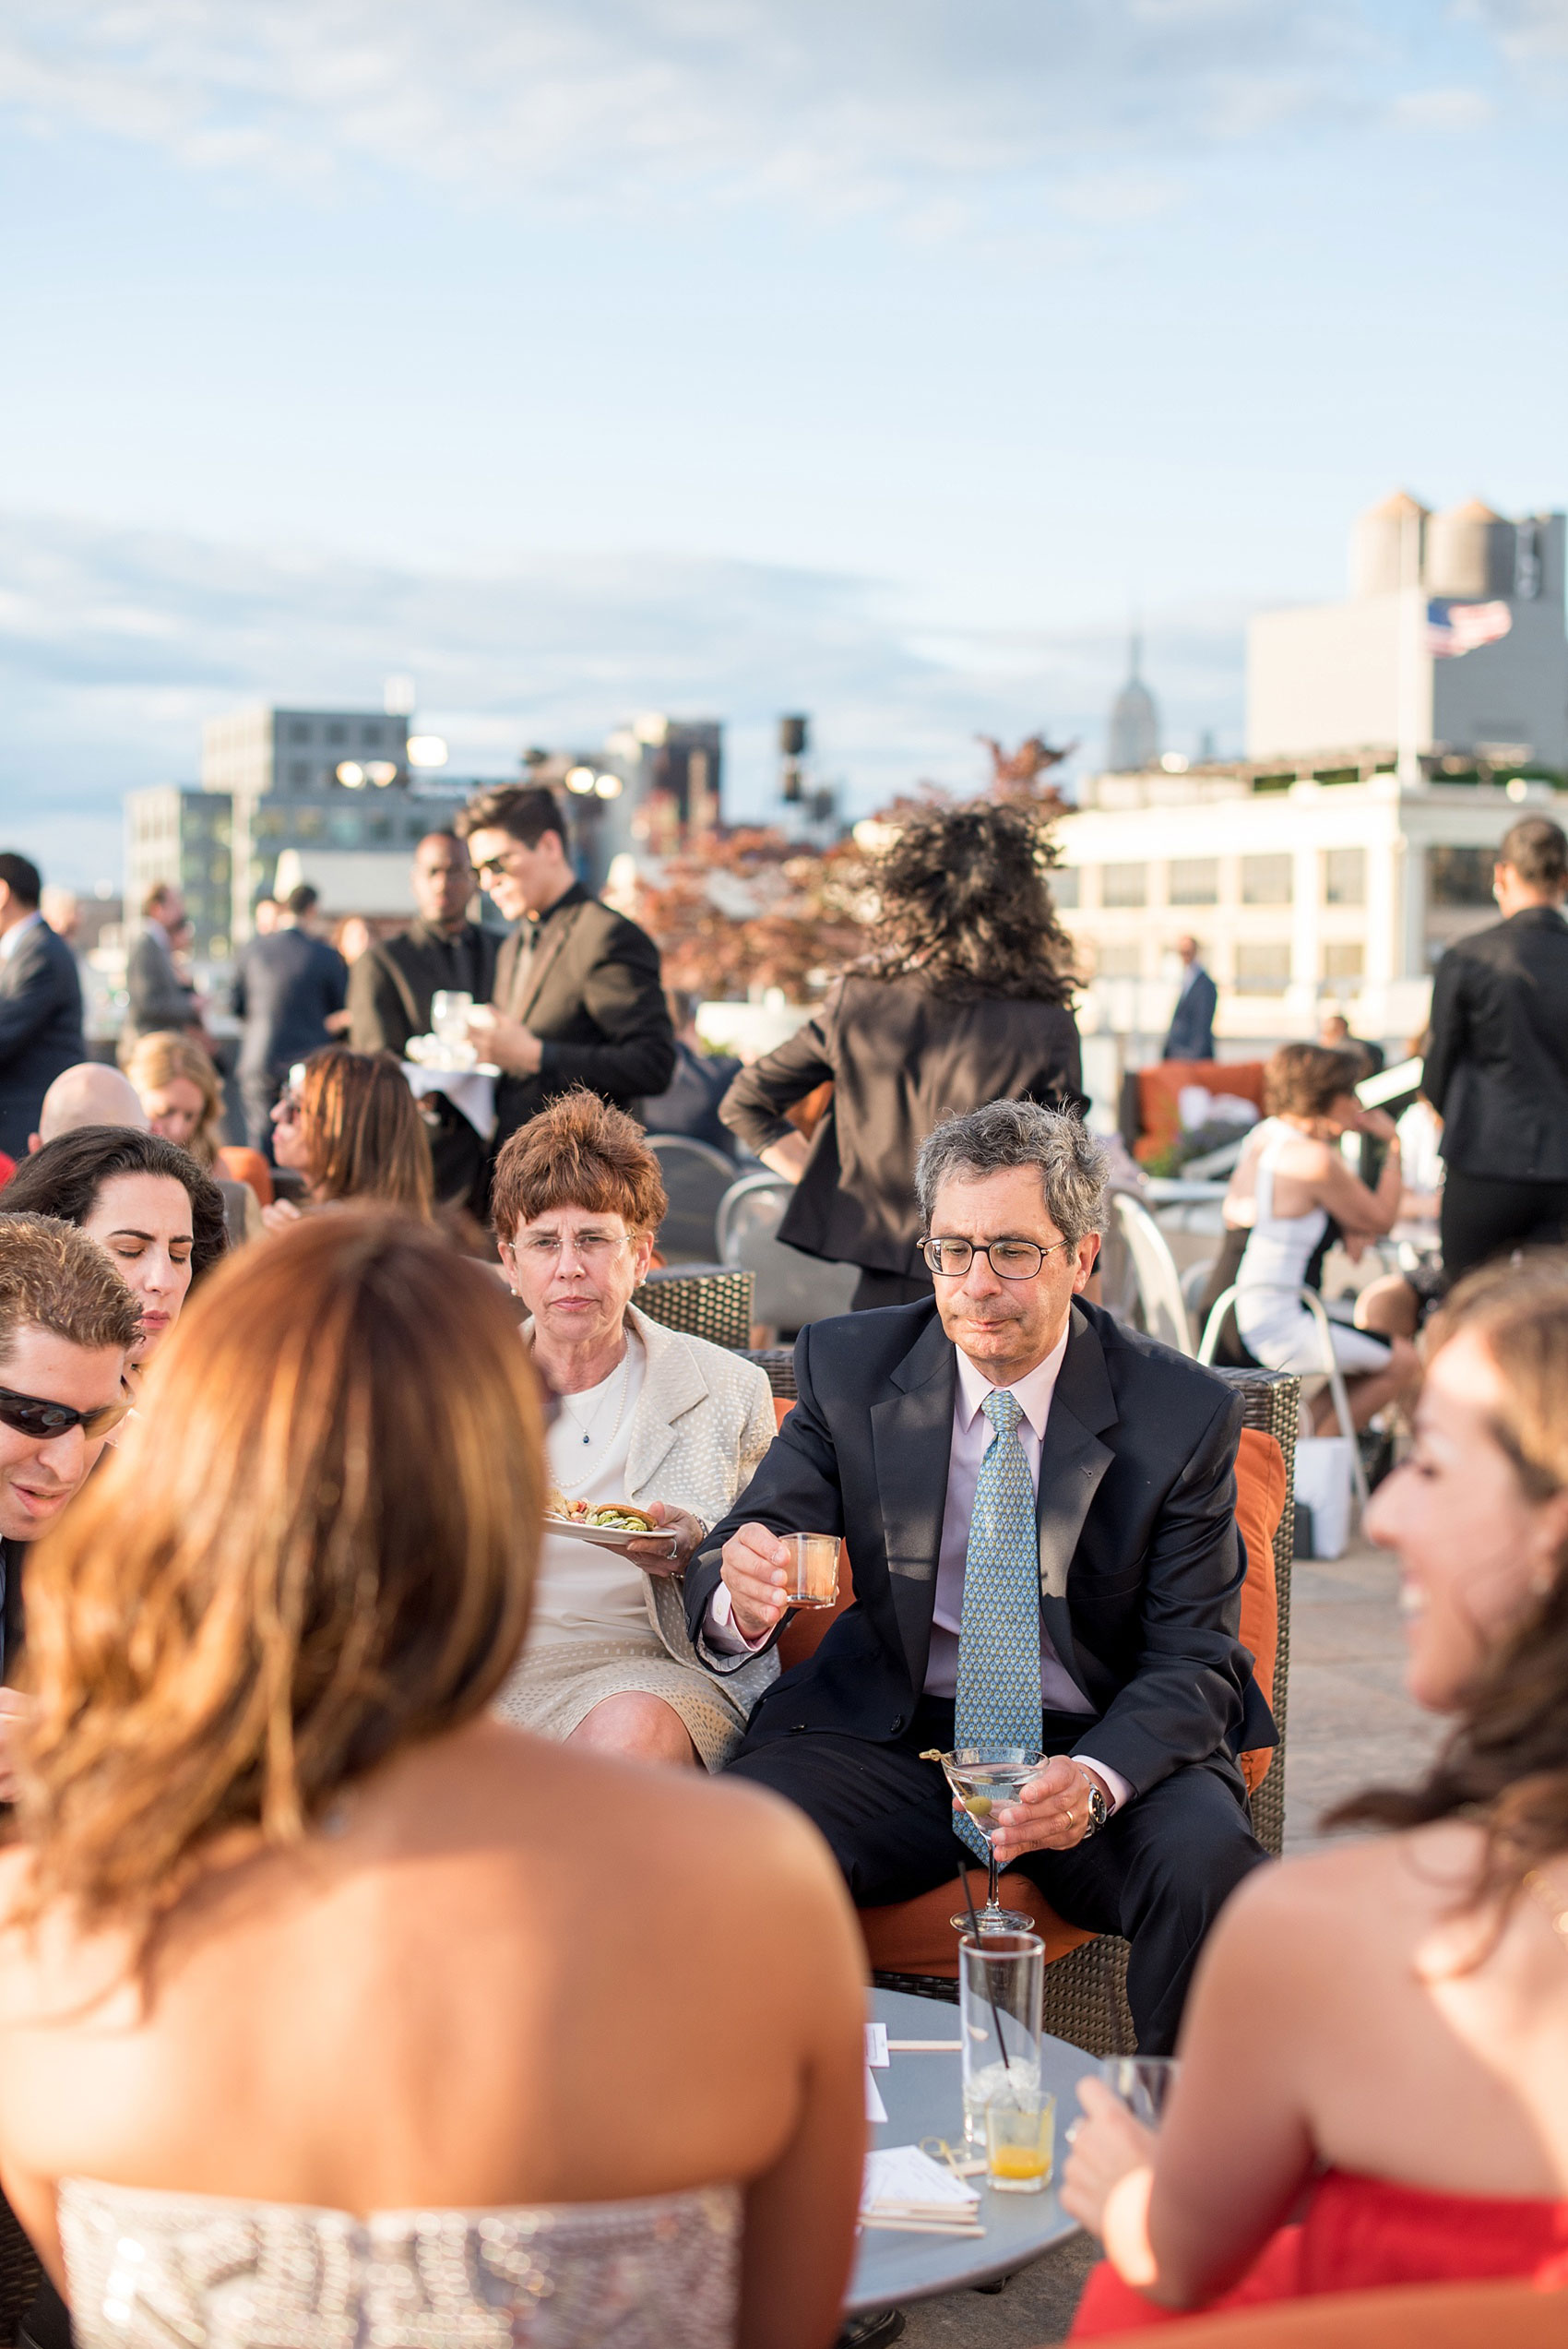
[
  {"xmin": 455, "ymin": 785, "xmax": 674, "ymax": 1155},
  {"xmin": 232, "ymin": 884, "xmax": 349, "ymax": 1153},
  {"xmin": 123, "ymin": 882, "xmax": 200, "ymax": 1047},
  {"xmin": 0, "ymin": 854, "xmax": 87, "ymax": 1163},
  {"xmin": 690, "ymin": 1099, "xmax": 1270, "ymax": 2052},
  {"xmin": 1161, "ymin": 936, "xmax": 1218, "ymax": 1062},
  {"xmin": 1423, "ymin": 814, "xmax": 1568, "ymax": 1282},
  {"xmin": 347, "ymin": 831, "xmax": 499, "ymax": 1210}
]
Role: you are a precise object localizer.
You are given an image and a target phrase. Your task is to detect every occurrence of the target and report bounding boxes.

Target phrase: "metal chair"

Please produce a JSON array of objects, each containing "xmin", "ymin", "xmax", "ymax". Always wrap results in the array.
[
  {"xmin": 646, "ymin": 1133, "xmax": 736, "ymax": 1264},
  {"xmin": 1199, "ymin": 1283, "xmax": 1369, "ymax": 1513},
  {"xmin": 716, "ymin": 1174, "xmax": 860, "ymax": 1336},
  {"xmin": 1111, "ymin": 1192, "xmax": 1194, "ymax": 1355},
  {"xmin": 634, "ymin": 1264, "xmax": 754, "ymax": 1351}
]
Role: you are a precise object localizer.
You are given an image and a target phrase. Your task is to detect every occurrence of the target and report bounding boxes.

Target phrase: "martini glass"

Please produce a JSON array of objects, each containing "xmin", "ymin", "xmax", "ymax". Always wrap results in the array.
[{"xmin": 932, "ymin": 1746, "xmax": 1044, "ymax": 1934}]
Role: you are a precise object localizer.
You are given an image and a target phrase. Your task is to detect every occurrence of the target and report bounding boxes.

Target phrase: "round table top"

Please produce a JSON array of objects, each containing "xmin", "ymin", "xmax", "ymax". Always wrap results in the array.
[{"xmin": 846, "ymin": 1985, "xmax": 1099, "ymax": 2317}]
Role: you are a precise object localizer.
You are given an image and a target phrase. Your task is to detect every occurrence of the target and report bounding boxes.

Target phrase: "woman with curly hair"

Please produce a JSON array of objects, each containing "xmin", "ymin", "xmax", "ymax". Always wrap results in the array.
[
  {"xmin": 719, "ymin": 801, "xmax": 1083, "ymax": 1309},
  {"xmin": 1063, "ymin": 1255, "xmax": 1568, "ymax": 2328}
]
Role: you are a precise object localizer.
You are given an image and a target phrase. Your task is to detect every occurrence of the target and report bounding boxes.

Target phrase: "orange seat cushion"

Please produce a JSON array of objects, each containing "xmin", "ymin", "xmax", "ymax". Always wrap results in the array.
[
  {"xmin": 1079, "ymin": 2281, "xmax": 1568, "ymax": 2348},
  {"xmin": 1234, "ymin": 1425, "xmax": 1286, "ymax": 1794},
  {"xmin": 217, "ymin": 1145, "xmax": 274, "ymax": 1208},
  {"xmin": 860, "ymin": 1871, "xmax": 1097, "ymax": 1978},
  {"xmin": 1134, "ymin": 1060, "xmax": 1265, "ymax": 1165}
]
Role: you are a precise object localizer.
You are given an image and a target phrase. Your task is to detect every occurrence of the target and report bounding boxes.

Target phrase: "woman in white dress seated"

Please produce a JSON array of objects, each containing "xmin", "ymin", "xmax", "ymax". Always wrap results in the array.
[
  {"xmin": 491, "ymin": 1089, "xmax": 777, "ymax": 1770},
  {"xmin": 1229, "ymin": 1043, "xmax": 1420, "ymax": 1431},
  {"xmin": 0, "ymin": 1213, "xmax": 863, "ymax": 2349}
]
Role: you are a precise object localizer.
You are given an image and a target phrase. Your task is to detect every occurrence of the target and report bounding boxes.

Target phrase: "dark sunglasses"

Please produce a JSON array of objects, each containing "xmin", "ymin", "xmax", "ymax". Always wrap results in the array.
[{"xmin": 0, "ymin": 1384, "xmax": 134, "ymax": 1443}]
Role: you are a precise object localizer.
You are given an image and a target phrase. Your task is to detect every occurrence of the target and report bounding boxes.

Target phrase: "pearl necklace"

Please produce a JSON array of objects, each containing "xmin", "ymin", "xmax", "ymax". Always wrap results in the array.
[{"xmin": 552, "ymin": 1350, "xmax": 631, "ymax": 1495}]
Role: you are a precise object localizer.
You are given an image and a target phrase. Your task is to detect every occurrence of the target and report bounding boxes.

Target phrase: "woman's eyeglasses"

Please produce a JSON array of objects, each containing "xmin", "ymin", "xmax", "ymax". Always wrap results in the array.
[
  {"xmin": 0, "ymin": 1385, "xmax": 134, "ymax": 1442},
  {"xmin": 918, "ymin": 1236, "xmax": 1071, "ymax": 1281}
]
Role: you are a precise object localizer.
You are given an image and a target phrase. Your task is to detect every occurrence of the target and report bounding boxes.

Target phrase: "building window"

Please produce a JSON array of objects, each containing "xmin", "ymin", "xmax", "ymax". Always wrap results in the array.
[
  {"xmin": 1241, "ymin": 854, "xmax": 1293, "ymax": 905},
  {"xmin": 361, "ymin": 722, "xmax": 382, "ymax": 746},
  {"xmin": 289, "ymin": 762, "xmax": 309, "ymax": 788},
  {"xmin": 326, "ymin": 721, "xmax": 348, "ymax": 746},
  {"xmin": 1324, "ymin": 848, "xmax": 1365, "ymax": 906},
  {"xmin": 294, "ymin": 809, "xmax": 325, "ymax": 839},
  {"xmin": 1234, "ymin": 941, "xmax": 1291, "ymax": 993},
  {"xmin": 328, "ymin": 812, "xmax": 362, "ymax": 847},
  {"xmin": 253, "ymin": 809, "xmax": 285, "ymax": 840},
  {"xmin": 366, "ymin": 815, "xmax": 393, "ymax": 843},
  {"xmin": 1093, "ymin": 941, "xmax": 1143, "ymax": 979},
  {"xmin": 1324, "ymin": 941, "xmax": 1364, "ymax": 983},
  {"xmin": 290, "ymin": 721, "xmax": 311, "ymax": 745},
  {"xmin": 1427, "ymin": 845, "xmax": 1495, "ymax": 907},
  {"xmin": 1170, "ymin": 857, "xmax": 1219, "ymax": 906},
  {"xmin": 1051, "ymin": 866, "xmax": 1080, "ymax": 909},
  {"xmin": 1102, "ymin": 863, "xmax": 1147, "ymax": 909}
]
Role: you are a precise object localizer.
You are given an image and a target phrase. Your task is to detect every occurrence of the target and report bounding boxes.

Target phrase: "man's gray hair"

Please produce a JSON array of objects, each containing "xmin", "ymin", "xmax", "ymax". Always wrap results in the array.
[{"xmin": 915, "ymin": 1100, "xmax": 1110, "ymax": 1248}]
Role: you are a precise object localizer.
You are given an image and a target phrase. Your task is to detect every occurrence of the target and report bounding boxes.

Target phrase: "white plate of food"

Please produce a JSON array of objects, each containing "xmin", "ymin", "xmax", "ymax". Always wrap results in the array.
[{"xmin": 542, "ymin": 1496, "xmax": 680, "ymax": 1557}]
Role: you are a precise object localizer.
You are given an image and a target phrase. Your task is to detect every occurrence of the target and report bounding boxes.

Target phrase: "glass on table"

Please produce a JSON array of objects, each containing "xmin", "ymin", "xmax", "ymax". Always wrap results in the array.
[
  {"xmin": 958, "ymin": 1928, "xmax": 1043, "ymax": 2148},
  {"xmin": 778, "ymin": 1532, "xmax": 838, "ymax": 1609},
  {"xmin": 1103, "ymin": 2056, "xmax": 1180, "ymax": 2126},
  {"xmin": 985, "ymin": 2089, "xmax": 1056, "ymax": 2192},
  {"xmin": 927, "ymin": 1746, "xmax": 1044, "ymax": 1933},
  {"xmin": 431, "ymin": 990, "xmax": 474, "ymax": 1051}
]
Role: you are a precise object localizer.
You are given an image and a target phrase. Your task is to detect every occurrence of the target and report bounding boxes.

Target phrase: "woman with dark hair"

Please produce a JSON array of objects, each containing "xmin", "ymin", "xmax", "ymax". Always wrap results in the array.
[
  {"xmin": 1, "ymin": 1125, "xmax": 227, "ymax": 1369},
  {"xmin": 1063, "ymin": 1256, "xmax": 1568, "ymax": 2326},
  {"xmin": 263, "ymin": 1044, "xmax": 434, "ymax": 1229},
  {"xmin": 0, "ymin": 1215, "xmax": 863, "ymax": 2349},
  {"xmin": 720, "ymin": 802, "xmax": 1084, "ymax": 1309}
]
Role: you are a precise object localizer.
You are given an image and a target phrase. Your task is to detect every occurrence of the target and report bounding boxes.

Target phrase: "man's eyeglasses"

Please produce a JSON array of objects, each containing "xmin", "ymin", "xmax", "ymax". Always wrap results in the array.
[
  {"xmin": 919, "ymin": 1236, "xmax": 1071, "ymax": 1281},
  {"xmin": 0, "ymin": 1385, "xmax": 134, "ymax": 1443},
  {"xmin": 473, "ymin": 849, "xmax": 529, "ymax": 881}
]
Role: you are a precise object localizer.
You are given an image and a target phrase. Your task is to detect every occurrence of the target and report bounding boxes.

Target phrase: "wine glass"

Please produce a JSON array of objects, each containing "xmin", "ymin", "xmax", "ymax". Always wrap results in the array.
[
  {"xmin": 929, "ymin": 1746, "xmax": 1044, "ymax": 1934},
  {"xmin": 431, "ymin": 990, "xmax": 473, "ymax": 1055}
]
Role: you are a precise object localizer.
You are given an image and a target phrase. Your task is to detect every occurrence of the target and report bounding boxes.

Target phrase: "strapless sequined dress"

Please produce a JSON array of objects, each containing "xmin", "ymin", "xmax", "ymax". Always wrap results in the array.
[{"xmin": 59, "ymin": 2174, "xmax": 742, "ymax": 2348}]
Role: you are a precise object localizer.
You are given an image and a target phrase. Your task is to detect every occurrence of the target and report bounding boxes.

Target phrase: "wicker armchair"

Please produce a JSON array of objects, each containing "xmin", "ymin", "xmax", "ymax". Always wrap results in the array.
[{"xmin": 634, "ymin": 1265, "xmax": 754, "ymax": 1352}]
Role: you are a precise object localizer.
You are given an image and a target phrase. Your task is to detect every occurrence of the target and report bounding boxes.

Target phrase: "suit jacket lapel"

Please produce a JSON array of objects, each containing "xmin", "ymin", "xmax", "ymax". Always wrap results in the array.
[
  {"xmin": 514, "ymin": 900, "xmax": 585, "ymax": 1027},
  {"xmin": 1035, "ymin": 1304, "xmax": 1116, "ymax": 1697},
  {"xmin": 870, "ymin": 1309, "xmax": 955, "ymax": 1695},
  {"xmin": 622, "ymin": 1307, "xmax": 706, "ymax": 1495}
]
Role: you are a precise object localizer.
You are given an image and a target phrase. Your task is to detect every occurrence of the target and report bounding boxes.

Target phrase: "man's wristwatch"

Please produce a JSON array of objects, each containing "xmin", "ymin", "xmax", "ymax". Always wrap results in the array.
[{"xmin": 1078, "ymin": 1777, "xmax": 1110, "ymax": 1840}]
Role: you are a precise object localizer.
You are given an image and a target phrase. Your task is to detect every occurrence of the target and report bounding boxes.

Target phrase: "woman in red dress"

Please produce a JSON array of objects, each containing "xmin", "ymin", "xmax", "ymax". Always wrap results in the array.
[{"xmin": 1064, "ymin": 1255, "xmax": 1568, "ymax": 2330}]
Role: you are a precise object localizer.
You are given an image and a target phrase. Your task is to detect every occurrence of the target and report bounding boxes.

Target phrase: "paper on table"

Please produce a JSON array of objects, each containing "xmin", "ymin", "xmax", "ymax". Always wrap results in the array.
[
  {"xmin": 864, "ymin": 2069, "xmax": 888, "ymax": 2125},
  {"xmin": 864, "ymin": 2021, "xmax": 889, "ymax": 2069},
  {"xmin": 861, "ymin": 2145, "xmax": 979, "ymax": 2214}
]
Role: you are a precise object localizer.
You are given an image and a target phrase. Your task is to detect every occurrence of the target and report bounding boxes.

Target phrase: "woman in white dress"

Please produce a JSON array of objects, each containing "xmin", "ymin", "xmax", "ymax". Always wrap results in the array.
[
  {"xmin": 0, "ymin": 1212, "xmax": 863, "ymax": 2349},
  {"xmin": 1230, "ymin": 1043, "xmax": 1420, "ymax": 1431},
  {"xmin": 491, "ymin": 1088, "xmax": 777, "ymax": 1769}
]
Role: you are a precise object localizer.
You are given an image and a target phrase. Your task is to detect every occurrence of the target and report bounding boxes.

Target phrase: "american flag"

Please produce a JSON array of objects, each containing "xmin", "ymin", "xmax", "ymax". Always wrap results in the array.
[{"xmin": 1426, "ymin": 599, "xmax": 1513, "ymax": 659}]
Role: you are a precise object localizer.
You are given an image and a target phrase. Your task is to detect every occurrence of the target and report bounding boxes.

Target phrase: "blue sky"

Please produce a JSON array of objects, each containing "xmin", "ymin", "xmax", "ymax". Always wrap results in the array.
[{"xmin": 2, "ymin": 0, "xmax": 1565, "ymax": 887}]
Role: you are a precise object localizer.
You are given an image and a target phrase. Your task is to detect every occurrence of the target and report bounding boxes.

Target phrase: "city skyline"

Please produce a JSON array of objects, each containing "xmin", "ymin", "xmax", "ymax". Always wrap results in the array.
[{"xmin": 3, "ymin": 1, "xmax": 1565, "ymax": 885}]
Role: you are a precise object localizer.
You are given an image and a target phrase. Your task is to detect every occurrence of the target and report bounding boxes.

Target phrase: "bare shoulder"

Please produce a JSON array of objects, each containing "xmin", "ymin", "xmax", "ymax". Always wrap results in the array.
[
  {"xmin": 1276, "ymin": 1133, "xmax": 1336, "ymax": 1180},
  {"xmin": 1207, "ymin": 1829, "xmax": 1480, "ymax": 1971}
]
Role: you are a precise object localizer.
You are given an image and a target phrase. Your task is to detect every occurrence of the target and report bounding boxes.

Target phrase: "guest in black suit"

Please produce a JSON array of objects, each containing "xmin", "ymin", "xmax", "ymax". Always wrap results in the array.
[
  {"xmin": 0, "ymin": 854, "xmax": 87, "ymax": 1165},
  {"xmin": 1161, "ymin": 936, "xmax": 1218, "ymax": 1063},
  {"xmin": 1423, "ymin": 815, "xmax": 1568, "ymax": 1282},
  {"xmin": 347, "ymin": 831, "xmax": 500, "ymax": 1210},
  {"xmin": 454, "ymin": 786, "xmax": 674, "ymax": 1157},
  {"xmin": 639, "ymin": 990, "xmax": 742, "ymax": 1154},
  {"xmin": 719, "ymin": 805, "xmax": 1083, "ymax": 1312},
  {"xmin": 232, "ymin": 885, "xmax": 349, "ymax": 1153},
  {"xmin": 690, "ymin": 1100, "xmax": 1270, "ymax": 2053}
]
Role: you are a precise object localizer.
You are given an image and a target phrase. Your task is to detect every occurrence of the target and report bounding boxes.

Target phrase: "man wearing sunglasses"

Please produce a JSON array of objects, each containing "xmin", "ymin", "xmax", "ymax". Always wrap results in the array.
[
  {"xmin": 689, "ymin": 1098, "xmax": 1273, "ymax": 2056},
  {"xmin": 0, "ymin": 1215, "xmax": 140, "ymax": 1775},
  {"xmin": 454, "ymin": 785, "xmax": 674, "ymax": 1161}
]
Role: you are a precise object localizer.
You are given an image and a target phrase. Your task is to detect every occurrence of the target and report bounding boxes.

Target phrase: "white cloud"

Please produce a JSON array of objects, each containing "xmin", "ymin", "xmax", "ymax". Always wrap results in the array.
[
  {"xmin": 1464, "ymin": 2, "xmax": 1568, "ymax": 61},
  {"xmin": 0, "ymin": 508, "xmax": 1243, "ymax": 886},
  {"xmin": 1390, "ymin": 86, "xmax": 1497, "ymax": 129},
  {"xmin": 0, "ymin": 0, "xmax": 1466, "ymax": 221}
]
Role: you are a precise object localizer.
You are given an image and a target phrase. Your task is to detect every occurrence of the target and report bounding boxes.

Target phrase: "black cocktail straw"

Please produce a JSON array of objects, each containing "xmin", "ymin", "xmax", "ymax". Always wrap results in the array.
[{"xmin": 956, "ymin": 1859, "xmax": 1011, "ymax": 2071}]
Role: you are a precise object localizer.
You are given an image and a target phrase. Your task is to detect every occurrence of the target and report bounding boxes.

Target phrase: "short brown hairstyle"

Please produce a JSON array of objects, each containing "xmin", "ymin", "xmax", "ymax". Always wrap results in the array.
[
  {"xmin": 296, "ymin": 1048, "xmax": 434, "ymax": 1218},
  {"xmin": 18, "ymin": 1212, "xmax": 545, "ymax": 1946},
  {"xmin": 1499, "ymin": 815, "xmax": 1568, "ymax": 892},
  {"xmin": 1264, "ymin": 1042, "xmax": 1364, "ymax": 1121},
  {"xmin": 490, "ymin": 1087, "xmax": 668, "ymax": 1240},
  {"xmin": 0, "ymin": 1214, "xmax": 140, "ymax": 1363},
  {"xmin": 140, "ymin": 883, "xmax": 177, "ymax": 919},
  {"xmin": 455, "ymin": 783, "xmax": 566, "ymax": 850}
]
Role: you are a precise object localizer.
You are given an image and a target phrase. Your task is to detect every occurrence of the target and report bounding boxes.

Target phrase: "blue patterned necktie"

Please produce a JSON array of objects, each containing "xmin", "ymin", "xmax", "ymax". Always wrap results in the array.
[{"xmin": 952, "ymin": 1389, "xmax": 1042, "ymax": 1860}]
